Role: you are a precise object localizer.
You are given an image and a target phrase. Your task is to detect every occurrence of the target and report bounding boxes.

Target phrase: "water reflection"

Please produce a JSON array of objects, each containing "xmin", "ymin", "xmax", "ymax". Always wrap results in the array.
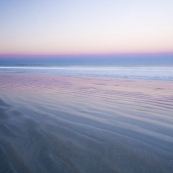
[{"xmin": 0, "ymin": 72, "xmax": 173, "ymax": 173}]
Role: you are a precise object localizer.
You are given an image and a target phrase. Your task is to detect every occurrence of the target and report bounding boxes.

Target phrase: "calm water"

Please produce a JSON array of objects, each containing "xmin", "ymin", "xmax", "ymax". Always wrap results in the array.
[
  {"xmin": 0, "ymin": 66, "xmax": 173, "ymax": 80},
  {"xmin": 0, "ymin": 68, "xmax": 173, "ymax": 173}
]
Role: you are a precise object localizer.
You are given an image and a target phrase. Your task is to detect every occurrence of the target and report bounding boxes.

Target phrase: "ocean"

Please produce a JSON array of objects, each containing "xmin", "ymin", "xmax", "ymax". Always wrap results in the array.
[
  {"xmin": 0, "ymin": 66, "xmax": 173, "ymax": 80},
  {"xmin": 0, "ymin": 66, "xmax": 173, "ymax": 173}
]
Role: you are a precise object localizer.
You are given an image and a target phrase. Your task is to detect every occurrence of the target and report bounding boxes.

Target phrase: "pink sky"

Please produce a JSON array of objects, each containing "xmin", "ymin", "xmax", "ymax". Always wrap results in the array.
[{"xmin": 0, "ymin": 1, "xmax": 173, "ymax": 56}]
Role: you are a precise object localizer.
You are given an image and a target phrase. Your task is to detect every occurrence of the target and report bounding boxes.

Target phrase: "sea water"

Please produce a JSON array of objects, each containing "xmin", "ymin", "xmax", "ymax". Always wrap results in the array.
[{"xmin": 0, "ymin": 66, "xmax": 173, "ymax": 80}]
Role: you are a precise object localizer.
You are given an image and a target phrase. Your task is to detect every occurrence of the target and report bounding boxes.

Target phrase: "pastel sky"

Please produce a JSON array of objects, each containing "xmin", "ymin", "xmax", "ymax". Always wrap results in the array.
[{"xmin": 0, "ymin": 0, "xmax": 173, "ymax": 56}]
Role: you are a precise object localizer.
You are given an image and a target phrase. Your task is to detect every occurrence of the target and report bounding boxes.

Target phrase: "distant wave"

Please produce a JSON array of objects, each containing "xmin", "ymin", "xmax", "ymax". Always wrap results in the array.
[{"xmin": 0, "ymin": 66, "xmax": 173, "ymax": 81}]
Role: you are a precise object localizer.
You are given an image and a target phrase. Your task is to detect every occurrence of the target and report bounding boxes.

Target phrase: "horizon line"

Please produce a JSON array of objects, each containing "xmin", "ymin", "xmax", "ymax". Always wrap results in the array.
[{"xmin": 1, "ymin": 52, "xmax": 173, "ymax": 58}]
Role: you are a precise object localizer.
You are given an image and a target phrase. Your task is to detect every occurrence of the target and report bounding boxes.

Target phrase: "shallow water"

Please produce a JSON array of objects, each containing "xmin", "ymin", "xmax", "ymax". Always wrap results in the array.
[
  {"xmin": 0, "ymin": 66, "xmax": 173, "ymax": 80},
  {"xmin": 0, "ymin": 72, "xmax": 173, "ymax": 173}
]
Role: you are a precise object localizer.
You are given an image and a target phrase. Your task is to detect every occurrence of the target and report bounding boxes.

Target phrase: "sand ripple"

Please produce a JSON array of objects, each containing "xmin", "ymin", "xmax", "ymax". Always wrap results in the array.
[{"xmin": 0, "ymin": 73, "xmax": 173, "ymax": 173}]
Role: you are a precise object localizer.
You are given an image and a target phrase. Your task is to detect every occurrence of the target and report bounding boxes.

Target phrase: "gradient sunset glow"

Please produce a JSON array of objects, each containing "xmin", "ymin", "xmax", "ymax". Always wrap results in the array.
[{"xmin": 0, "ymin": 0, "xmax": 173, "ymax": 57}]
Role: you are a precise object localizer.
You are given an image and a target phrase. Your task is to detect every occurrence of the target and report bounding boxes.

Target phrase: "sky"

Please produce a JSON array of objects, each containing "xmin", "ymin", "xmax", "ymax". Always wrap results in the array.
[{"xmin": 0, "ymin": 0, "xmax": 173, "ymax": 57}]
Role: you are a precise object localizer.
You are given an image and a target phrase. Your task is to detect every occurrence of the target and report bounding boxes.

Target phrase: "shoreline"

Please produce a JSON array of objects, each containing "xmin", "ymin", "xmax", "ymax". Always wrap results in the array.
[{"xmin": 0, "ymin": 73, "xmax": 173, "ymax": 173}]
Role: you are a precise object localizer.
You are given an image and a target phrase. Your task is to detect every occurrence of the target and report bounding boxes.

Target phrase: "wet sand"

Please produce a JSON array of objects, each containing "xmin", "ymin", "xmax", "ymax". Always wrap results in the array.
[{"xmin": 0, "ymin": 73, "xmax": 173, "ymax": 173}]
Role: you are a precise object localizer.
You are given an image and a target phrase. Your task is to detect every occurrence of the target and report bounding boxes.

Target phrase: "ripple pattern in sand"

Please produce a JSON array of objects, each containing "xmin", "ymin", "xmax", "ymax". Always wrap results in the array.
[{"xmin": 0, "ymin": 73, "xmax": 173, "ymax": 173}]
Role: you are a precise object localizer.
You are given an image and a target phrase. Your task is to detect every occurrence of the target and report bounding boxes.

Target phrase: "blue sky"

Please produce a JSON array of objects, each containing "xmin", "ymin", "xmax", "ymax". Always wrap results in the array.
[{"xmin": 0, "ymin": 0, "xmax": 173, "ymax": 56}]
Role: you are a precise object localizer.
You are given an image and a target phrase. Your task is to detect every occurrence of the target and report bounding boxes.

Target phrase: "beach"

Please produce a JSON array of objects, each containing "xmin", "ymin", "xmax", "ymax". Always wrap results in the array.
[{"xmin": 0, "ymin": 72, "xmax": 173, "ymax": 173}]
